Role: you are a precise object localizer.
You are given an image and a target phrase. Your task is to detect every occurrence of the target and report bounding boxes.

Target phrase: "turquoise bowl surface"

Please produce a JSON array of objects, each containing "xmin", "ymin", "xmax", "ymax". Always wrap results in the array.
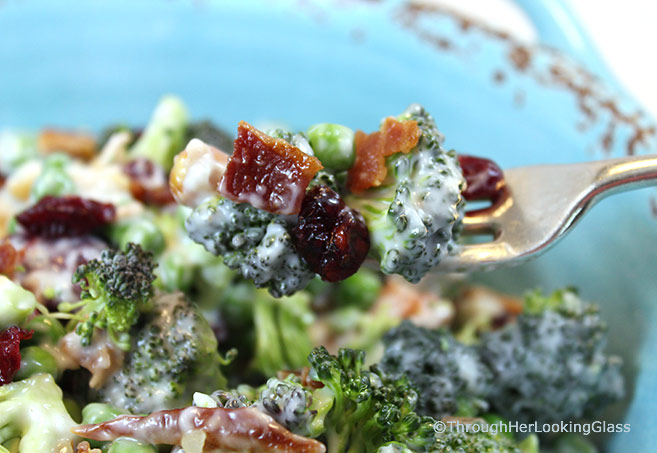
[{"xmin": 1, "ymin": 0, "xmax": 655, "ymax": 450}]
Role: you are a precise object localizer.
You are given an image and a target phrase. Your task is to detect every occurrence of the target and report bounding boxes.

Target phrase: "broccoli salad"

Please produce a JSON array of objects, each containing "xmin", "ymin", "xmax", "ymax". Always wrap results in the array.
[{"xmin": 0, "ymin": 96, "xmax": 624, "ymax": 453}]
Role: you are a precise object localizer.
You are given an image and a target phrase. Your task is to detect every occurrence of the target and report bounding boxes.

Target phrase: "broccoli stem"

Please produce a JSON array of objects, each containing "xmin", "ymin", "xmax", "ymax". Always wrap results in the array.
[
  {"xmin": 252, "ymin": 295, "xmax": 286, "ymax": 376},
  {"xmin": 129, "ymin": 95, "xmax": 188, "ymax": 171}
]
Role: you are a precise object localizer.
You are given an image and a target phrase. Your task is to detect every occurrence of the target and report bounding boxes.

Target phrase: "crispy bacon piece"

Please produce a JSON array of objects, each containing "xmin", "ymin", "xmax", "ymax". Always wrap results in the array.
[
  {"xmin": 76, "ymin": 441, "xmax": 101, "ymax": 453},
  {"xmin": 72, "ymin": 406, "xmax": 326, "ymax": 453},
  {"xmin": 347, "ymin": 117, "xmax": 420, "ymax": 192},
  {"xmin": 0, "ymin": 326, "xmax": 33, "ymax": 386},
  {"xmin": 38, "ymin": 129, "xmax": 97, "ymax": 160},
  {"xmin": 219, "ymin": 122, "xmax": 323, "ymax": 215},
  {"xmin": 0, "ymin": 241, "xmax": 21, "ymax": 277}
]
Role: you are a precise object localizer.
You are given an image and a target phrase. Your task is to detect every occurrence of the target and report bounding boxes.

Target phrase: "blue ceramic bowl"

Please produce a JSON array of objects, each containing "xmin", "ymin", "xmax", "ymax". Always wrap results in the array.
[{"xmin": 1, "ymin": 0, "xmax": 655, "ymax": 449}]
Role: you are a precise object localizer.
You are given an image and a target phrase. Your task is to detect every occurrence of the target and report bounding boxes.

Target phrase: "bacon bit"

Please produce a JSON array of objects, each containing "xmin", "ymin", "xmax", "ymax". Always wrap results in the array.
[
  {"xmin": 0, "ymin": 241, "xmax": 21, "ymax": 278},
  {"xmin": 347, "ymin": 117, "xmax": 420, "ymax": 192},
  {"xmin": 72, "ymin": 406, "xmax": 326, "ymax": 453},
  {"xmin": 219, "ymin": 122, "xmax": 323, "ymax": 215},
  {"xmin": 16, "ymin": 196, "xmax": 116, "ymax": 239},
  {"xmin": 38, "ymin": 129, "xmax": 97, "ymax": 160},
  {"xmin": 374, "ymin": 276, "xmax": 453, "ymax": 329},
  {"xmin": 123, "ymin": 157, "xmax": 175, "ymax": 206},
  {"xmin": 454, "ymin": 286, "xmax": 523, "ymax": 333},
  {"xmin": 76, "ymin": 441, "xmax": 102, "ymax": 453},
  {"xmin": 0, "ymin": 326, "xmax": 33, "ymax": 386}
]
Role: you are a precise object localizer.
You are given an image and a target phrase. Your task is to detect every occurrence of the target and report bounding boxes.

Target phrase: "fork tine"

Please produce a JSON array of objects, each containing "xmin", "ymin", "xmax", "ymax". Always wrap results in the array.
[
  {"xmin": 439, "ymin": 241, "xmax": 515, "ymax": 272},
  {"xmin": 461, "ymin": 212, "xmax": 497, "ymax": 234}
]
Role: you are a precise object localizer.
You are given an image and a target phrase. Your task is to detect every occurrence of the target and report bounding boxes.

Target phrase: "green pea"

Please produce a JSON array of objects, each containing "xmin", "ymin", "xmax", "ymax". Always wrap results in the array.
[
  {"xmin": 110, "ymin": 218, "xmax": 166, "ymax": 255},
  {"xmin": 14, "ymin": 346, "xmax": 58, "ymax": 380},
  {"xmin": 335, "ymin": 268, "xmax": 382, "ymax": 310},
  {"xmin": 81, "ymin": 403, "xmax": 126, "ymax": 449},
  {"xmin": 307, "ymin": 123, "xmax": 355, "ymax": 171},
  {"xmin": 82, "ymin": 403, "xmax": 125, "ymax": 425},
  {"xmin": 107, "ymin": 438, "xmax": 158, "ymax": 453},
  {"xmin": 23, "ymin": 314, "xmax": 66, "ymax": 345},
  {"xmin": 31, "ymin": 153, "xmax": 76, "ymax": 200}
]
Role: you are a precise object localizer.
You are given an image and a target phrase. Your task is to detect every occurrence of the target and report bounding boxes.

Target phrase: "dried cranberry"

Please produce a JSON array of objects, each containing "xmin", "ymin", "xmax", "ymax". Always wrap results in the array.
[
  {"xmin": 0, "ymin": 326, "xmax": 33, "ymax": 386},
  {"xmin": 123, "ymin": 157, "xmax": 175, "ymax": 206},
  {"xmin": 458, "ymin": 154, "xmax": 505, "ymax": 201},
  {"xmin": 16, "ymin": 195, "xmax": 116, "ymax": 239},
  {"xmin": 293, "ymin": 185, "xmax": 370, "ymax": 282}
]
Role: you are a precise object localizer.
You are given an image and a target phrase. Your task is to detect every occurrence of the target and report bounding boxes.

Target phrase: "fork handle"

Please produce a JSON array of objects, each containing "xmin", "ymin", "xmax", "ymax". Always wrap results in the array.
[{"xmin": 589, "ymin": 154, "xmax": 657, "ymax": 200}]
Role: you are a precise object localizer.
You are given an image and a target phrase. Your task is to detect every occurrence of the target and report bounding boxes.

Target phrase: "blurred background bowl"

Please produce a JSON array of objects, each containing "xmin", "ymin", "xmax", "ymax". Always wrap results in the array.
[{"xmin": 1, "ymin": 0, "xmax": 655, "ymax": 449}]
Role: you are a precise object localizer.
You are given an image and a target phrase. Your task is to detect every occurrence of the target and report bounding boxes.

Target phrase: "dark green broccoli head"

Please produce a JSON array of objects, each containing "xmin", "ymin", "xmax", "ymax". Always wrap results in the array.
[
  {"xmin": 347, "ymin": 104, "xmax": 466, "ymax": 283},
  {"xmin": 99, "ymin": 292, "xmax": 227, "ymax": 413},
  {"xmin": 70, "ymin": 243, "xmax": 157, "ymax": 350},
  {"xmin": 380, "ymin": 321, "xmax": 491, "ymax": 419},
  {"xmin": 480, "ymin": 289, "xmax": 624, "ymax": 424},
  {"xmin": 254, "ymin": 376, "xmax": 320, "ymax": 438},
  {"xmin": 308, "ymin": 346, "xmax": 436, "ymax": 453},
  {"xmin": 185, "ymin": 196, "xmax": 314, "ymax": 297}
]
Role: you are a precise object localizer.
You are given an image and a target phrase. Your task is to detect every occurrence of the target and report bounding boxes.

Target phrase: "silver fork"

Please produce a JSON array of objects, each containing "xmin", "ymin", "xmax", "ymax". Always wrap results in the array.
[{"xmin": 438, "ymin": 154, "xmax": 657, "ymax": 272}]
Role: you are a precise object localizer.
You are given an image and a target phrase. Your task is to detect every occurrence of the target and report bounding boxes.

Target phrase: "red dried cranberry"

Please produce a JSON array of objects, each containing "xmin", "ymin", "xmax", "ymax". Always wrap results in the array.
[
  {"xmin": 458, "ymin": 154, "xmax": 505, "ymax": 201},
  {"xmin": 0, "ymin": 326, "xmax": 33, "ymax": 386},
  {"xmin": 16, "ymin": 195, "xmax": 116, "ymax": 239},
  {"xmin": 293, "ymin": 185, "xmax": 370, "ymax": 282},
  {"xmin": 123, "ymin": 157, "xmax": 175, "ymax": 206}
]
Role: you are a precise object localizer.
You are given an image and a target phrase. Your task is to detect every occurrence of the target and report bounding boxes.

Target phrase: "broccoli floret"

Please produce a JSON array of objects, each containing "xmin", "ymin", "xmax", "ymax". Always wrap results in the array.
[
  {"xmin": 185, "ymin": 196, "xmax": 314, "ymax": 297},
  {"xmin": 65, "ymin": 243, "xmax": 157, "ymax": 350},
  {"xmin": 308, "ymin": 346, "xmax": 437, "ymax": 453},
  {"xmin": 251, "ymin": 290, "xmax": 314, "ymax": 376},
  {"xmin": 254, "ymin": 376, "xmax": 325, "ymax": 438},
  {"xmin": 380, "ymin": 321, "xmax": 491, "ymax": 419},
  {"xmin": 98, "ymin": 292, "xmax": 227, "ymax": 414},
  {"xmin": 0, "ymin": 374, "xmax": 77, "ymax": 452},
  {"xmin": 347, "ymin": 104, "xmax": 465, "ymax": 283},
  {"xmin": 267, "ymin": 129, "xmax": 315, "ymax": 156},
  {"xmin": 480, "ymin": 289, "xmax": 624, "ymax": 424},
  {"xmin": 193, "ymin": 375, "xmax": 328, "ymax": 439},
  {"xmin": 0, "ymin": 276, "xmax": 39, "ymax": 329},
  {"xmin": 129, "ymin": 95, "xmax": 188, "ymax": 171}
]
